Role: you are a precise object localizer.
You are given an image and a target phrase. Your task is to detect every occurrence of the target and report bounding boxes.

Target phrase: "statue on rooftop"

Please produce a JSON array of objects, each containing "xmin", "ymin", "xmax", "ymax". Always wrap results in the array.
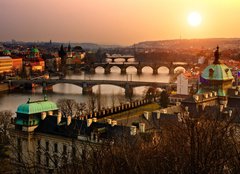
[{"xmin": 213, "ymin": 46, "xmax": 220, "ymax": 64}]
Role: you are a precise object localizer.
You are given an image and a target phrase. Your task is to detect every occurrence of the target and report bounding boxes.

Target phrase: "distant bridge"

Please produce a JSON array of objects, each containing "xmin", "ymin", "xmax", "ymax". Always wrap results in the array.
[
  {"xmin": 6, "ymin": 79, "xmax": 176, "ymax": 96},
  {"xmin": 85, "ymin": 62, "xmax": 190, "ymax": 75},
  {"xmin": 106, "ymin": 55, "xmax": 135, "ymax": 62}
]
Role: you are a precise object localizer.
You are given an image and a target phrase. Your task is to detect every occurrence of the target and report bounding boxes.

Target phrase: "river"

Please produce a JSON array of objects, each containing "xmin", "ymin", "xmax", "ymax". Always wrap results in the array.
[{"xmin": 0, "ymin": 65, "xmax": 174, "ymax": 114}]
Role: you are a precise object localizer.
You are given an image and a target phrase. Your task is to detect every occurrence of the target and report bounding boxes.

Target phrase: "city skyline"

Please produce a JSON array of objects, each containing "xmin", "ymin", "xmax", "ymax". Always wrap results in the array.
[{"xmin": 1, "ymin": 0, "xmax": 240, "ymax": 45}]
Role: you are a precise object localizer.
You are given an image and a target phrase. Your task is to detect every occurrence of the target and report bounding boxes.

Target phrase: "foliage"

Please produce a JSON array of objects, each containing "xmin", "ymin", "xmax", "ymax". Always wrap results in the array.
[{"xmin": 159, "ymin": 90, "xmax": 169, "ymax": 108}]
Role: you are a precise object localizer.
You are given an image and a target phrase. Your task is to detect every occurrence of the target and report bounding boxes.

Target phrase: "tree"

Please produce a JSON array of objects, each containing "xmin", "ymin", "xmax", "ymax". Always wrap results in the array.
[
  {"xmin": 159, "ymin": 90, "xmax": 169, "ymax": 108},
  {"xmin": 57, "ymin": 99, "xmax": 86, "ymax": 118},
  {"xmin": 0, "ymin": 110, "xmax": 14, "ymax": 173},
  {"xmin": 144, "ymin": 87, "xmax": 160, "ymax": 101}
]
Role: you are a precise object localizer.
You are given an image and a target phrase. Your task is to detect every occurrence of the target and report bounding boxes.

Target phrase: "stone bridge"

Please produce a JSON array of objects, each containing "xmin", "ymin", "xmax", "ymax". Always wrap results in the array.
[
  {"xmin": 6, "ymin": 79, "xmax": 176, "ymax": 96},
  {"xmin": 86, "ymin": 62, "xmax": 190, "ymax": 75},
  {"xmin": 106, "ymin": 55, "xmax": 135, "ymax": 62}
]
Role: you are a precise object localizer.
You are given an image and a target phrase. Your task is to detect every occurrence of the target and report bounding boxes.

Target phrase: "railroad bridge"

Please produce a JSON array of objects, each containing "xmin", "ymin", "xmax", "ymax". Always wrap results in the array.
[{"xmin": 6, "ymin": 79, "xmax": 176, "ymax": 96}]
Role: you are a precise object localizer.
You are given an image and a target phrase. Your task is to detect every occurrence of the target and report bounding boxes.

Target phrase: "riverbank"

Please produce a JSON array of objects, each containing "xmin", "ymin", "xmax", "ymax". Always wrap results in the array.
[{"xmin": 0, "ymin": 83, "xmax": 9, "ymax": 92}]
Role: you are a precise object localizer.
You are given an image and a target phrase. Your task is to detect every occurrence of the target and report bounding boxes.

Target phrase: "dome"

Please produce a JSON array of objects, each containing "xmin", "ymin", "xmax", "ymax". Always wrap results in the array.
[
  {"xmin": 17, "ymin": 99, "xmax": 58, "ymax": 114},
  {"xmin": 198, "ymin": 46, "xmax": 234, "ymax": 97},
  {"xmin": 3, "ymin": 49, "xmax": 11, "ymax": 55},
  {"xmin": 31, "ymin": 48, "xmax": 39, "ymax": 53},
  {"xmin": 201, "ymin": 63, "xmax": 234, "ymax": 81}
]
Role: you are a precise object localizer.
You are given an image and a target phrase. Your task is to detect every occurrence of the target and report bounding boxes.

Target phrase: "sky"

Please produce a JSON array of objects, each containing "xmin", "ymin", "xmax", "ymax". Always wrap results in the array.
[{"xmin": 0, "ymin": 0, "xmax": 240, "ymax": 45}]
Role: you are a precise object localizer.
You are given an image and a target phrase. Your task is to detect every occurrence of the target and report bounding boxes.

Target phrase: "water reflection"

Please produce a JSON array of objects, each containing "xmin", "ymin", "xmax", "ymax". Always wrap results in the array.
[{"xmin": 0, "ymin": 68, "xmax": 170, "ymax": 112}]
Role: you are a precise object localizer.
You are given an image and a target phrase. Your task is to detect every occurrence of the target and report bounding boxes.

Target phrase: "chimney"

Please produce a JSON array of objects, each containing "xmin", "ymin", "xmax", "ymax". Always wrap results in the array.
[
  {"xmin": 235, "ymin": 91, "xmax": 238, "ymax": 95},
  {"xmin": 130, "ymin": 126, "xmax": 137, "ymax": 136},
  {"xmin": 48, "ymin": 111, "xmax": 53, "ymax": 116},
  {"xmin": 57, "ymin": 111, "xmax": 62, "ymax": 125},
  {"xmin": 220, "ymin": 105, "xmax": 224, "ymax": 112},
  {"xmin": 111, "ymin": 120, "xmax": 117, "ymax": 127},
  {"xmin": 139, "ymin": 123, "xmax": 145, "ymax": 133},
  {"xmin": 93, "ymin": 118, "xmax": 97, "ymax": 122},
  {"xmin": 67, "ymin": 116, "xmax": 71, "ymax": 126},
  {"xmin": 41, "ymin": 112, "xmax": 46, "ymax": 120},
  {"xmin": 87, "ymin": 118, "xmax": 92, "ymax": 127},
  {"xmin": 144, "ymin": 111, "xmax": 149, "ymax": 120},
  {"xmin": 229, "ymin": 110, "xmax": 233, "ymax": 117},
  {"xmin": 107, "ymin": 119, "xmax": 112, "ymax": 125},
  {"xmin": 177, "ymin": 113, "xmax": 182, "ymax": 122},
  {"xmin": 156, "ymin": 111, "xmax": 161, "ymax": 119}
]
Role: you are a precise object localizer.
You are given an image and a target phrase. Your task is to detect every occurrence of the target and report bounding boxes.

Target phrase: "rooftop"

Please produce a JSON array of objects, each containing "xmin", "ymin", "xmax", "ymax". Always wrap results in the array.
[{"xmin": 16, "ymin": 98, "xmax": 58, "ymax": 114}]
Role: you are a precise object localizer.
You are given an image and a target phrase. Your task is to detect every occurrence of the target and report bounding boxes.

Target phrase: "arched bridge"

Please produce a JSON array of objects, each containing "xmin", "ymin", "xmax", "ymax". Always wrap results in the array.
[
  {"xmin": 87, "ymin": 62, "xmax": 190, "ymax": 75},
  {"xmin": 106, "ymin": 55, "xmax": 134, "ymax": 62},
  {"xmin": 6, "ymin": 79, "xmax": 176, "ymax": 96}
]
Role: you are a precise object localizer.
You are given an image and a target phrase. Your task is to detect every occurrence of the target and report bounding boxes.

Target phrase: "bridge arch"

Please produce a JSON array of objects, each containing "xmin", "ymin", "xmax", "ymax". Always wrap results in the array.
[
  {"xmin": 126, "ymin": 66, "xmax": 137, "ymax": 74},
  {"xmin": 141, "ymin": 66, "xmax": 153, "ymax": 74},
  {"xmin": 174, "ymin": 66, "xmax": 186, "ymax": 74},
  {"xmin": 50, "ymin": 83, "xmax": 83, "ymax": 94},
  {"xmin": 157, "ymin": 66, "xmax": 170, "ymax": 74},
  {"xmin": 92, "ymin": 84, "xmax": 125, "ymax": 94},
  {"xmin": 110, "ymin": 65, "xmax": 121, "ymax": 73},
  {"xmin": 95, "ymin": 66, "xmax": 105, "ymax": 73}
]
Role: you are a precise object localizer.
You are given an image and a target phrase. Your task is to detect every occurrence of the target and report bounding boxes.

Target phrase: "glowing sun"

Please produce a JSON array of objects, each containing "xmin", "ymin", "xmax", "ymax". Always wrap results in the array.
[{"xmin": 188, "ymin": 12, "xmax": 202, "ymax": 27}]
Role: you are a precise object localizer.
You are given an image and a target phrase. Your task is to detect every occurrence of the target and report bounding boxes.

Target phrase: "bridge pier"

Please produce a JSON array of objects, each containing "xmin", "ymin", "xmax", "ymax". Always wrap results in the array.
[
  {"xmin": 153, "ymin": 68, "xmax": 158, "ymax": 75},
  {"xmin": 169, "ymin": 68, "xmax": 175, "ymax": 75},
  {"xmin": 104, "ymin": 67, "xmax": 111, "ymax": 74},
  {"xmin": 24, "ymin": 83, "xmax": 33, "ymax": 90},
  {"xmin": 121, "ymin": 67, "xmax": 126, "ymax": 74},
  {"xmin": 42, "ymin": 86, "xmax": 53, "ymax": 93},
  {"xmin": 82, "ymin": 83, "xmax": 93, "ymax": 95},
  {"xmin": 137, "ymin": 67, "xmax": 142, "ymax": 75},
  {"xmin": 90, "ymin": 67, "xmax": 95, "ymax": 74},
  {"xmin": 125, "ymin": 84, "xmax": 133, "ymax": 98}
]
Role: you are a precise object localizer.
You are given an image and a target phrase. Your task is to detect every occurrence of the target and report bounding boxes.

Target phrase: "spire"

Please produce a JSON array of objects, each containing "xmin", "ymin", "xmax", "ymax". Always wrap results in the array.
[
  {"xmin": 68, "ymin": 42, "xmax": 71, "ymax": 52},
  {"xmin": 213, "ymin": 45, "xmax": 220, "ymax": 64}
]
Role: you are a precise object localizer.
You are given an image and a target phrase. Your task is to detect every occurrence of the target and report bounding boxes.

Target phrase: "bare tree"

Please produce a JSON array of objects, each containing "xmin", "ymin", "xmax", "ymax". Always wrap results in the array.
[
  {"xmin": 0, "ymin": 110, "xmax": 14, "ymax": 173},
  {"xmin": 57, "ymin": 99, "xmax": 86, "ymax": 118}
]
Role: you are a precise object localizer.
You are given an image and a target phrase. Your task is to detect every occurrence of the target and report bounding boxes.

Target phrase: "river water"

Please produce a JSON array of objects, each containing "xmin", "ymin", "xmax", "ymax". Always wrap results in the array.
[{"xmin": 0, "ymin": 63, "xmax": 175, "ymax": 114}]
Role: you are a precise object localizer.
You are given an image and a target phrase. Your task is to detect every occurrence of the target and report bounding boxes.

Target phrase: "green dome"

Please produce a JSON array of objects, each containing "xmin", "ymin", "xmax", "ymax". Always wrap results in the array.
[
  {"xmin": 201, "ymin": 63, "xmax": 234, "ymax": 81},
  {"xmin": 31, "ymin": 48, "xmax": 39, "ymax": 53},
  {"xmin": 3, "ymin": 49, "xmax": 11, "ymax": 55},
  {"xmin": 16, "ymin": 99, "xmax": 58, "ymax": 114}
]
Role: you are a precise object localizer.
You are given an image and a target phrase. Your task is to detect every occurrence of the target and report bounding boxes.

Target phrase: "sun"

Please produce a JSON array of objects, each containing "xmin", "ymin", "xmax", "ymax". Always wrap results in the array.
[{"xmin": 188, "ymin": 12, "xmax": 202, "ymax": 27}]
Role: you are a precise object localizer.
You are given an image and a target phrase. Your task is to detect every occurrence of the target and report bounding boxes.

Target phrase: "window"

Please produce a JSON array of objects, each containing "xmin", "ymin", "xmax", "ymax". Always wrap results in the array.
[
  {"xmin": 37, "ymin": 140, "xmax": 41, "ymax": 149},
  {"xmin": 63, "ymin": 145, "xmax": 67, "ymax": 155},
  {"xmin": 46, "ymin": 156, "xmax": 49, "ymax": 167},
  {"xmin": 46, "ymin": 141, "xmax": 49, "ymax": 151},
  {"xmin": 17, "ymin": 138, "xmax": 22, "ymax": 152},
  {"xmin": 72, "ymin": 146, "xmax": 76, "ymax": 159},
  {"xmin": 54, "ymin": 143, "xmax": 58, "ymax": 153},
  {"xmin": 37, "ymin": 153, "xmax": 41, "ymax": 164},
  {"xmin": 54, "ymin": 158, "xmax": 58, "ymax": 168}
]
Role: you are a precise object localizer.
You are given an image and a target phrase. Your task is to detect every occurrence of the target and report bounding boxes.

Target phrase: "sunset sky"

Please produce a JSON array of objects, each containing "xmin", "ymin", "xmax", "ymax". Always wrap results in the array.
[{"xmin": 0, "ymin": 0, "xmax": 240, "ymax": 45}]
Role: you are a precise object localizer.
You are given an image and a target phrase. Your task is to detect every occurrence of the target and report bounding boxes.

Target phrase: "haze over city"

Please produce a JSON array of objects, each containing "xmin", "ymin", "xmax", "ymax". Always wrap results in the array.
[{"xmin": 1, "ymin": 0, "xmax": 240, "ymax": 45}]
